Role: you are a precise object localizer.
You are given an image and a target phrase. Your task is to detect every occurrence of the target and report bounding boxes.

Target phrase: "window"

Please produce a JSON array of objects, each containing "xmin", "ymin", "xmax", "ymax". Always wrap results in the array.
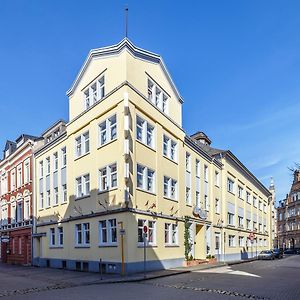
[
  {"xmin": 259, "ymin": 200, "xmax": 262, "ymax": 211},
  {"xmin": 136, "ymin": 164, "xmax": 155, "ymax": 193},
  {"xmin": 99, "ymin": 115, "xmax": 117, "ymax": 146},
  {"xmin": 39, "ymin": 161, "xmax": 43, "ymax": 178},
  {"xmin": 24, "ymin": 199, "xmax": 30, "ymax": 220},
  {"xmin": 138, "ymin": 219, "xmax": 156, "ymax": 245},
  {"xmin": 18, "ymin": 237, "xmax": 22, "ymax": 255},
  {"xmin": 137, "ymin": 116, "xmax": 155, "ymax": 148},
  {"xmin": 50, "ymin": 228, "xmax": 55, "ymax": 246},
  {"xmin": 16, "ymin": 202, "xmax": 23, "ymax": 222},
  {"xmin": 227, "ymin": 212, "xmax": 234, "ymax": 226},
  {"xmin": 164, "ymin": 176, "xmax": 177, "ymax": 200},
  {"xmin": 253, "ymin": 221, "xmax": 257, "ymax": 231},
  {"xmin": 253, "ymin": 196, "xmax": 257, "ymax": 207},
  {"xmin": 58, "ymin": 227, "xmax": 63, "ymax": 246},
  {"xmin": 147, "ymin": 79, "xmax": 168, "ymax": 114},
  {"xmin": 246, "ymin": 219, "xmax": 251, "ymax": 230},
  {"xmin": 246, "ymin": 192, "xmax": 251, "ymax": 204},
  {"xmin": 99, "ymin": 219, "xmax": 117, "ymax": 245},
  {"xmin": 11, "ymin": 169, "xmax": 16, "ymax": 190},
  {"xmin": 75, "ymin": 131, "xmax": 89, "ymax": 157},
  {"xmin": 53, "ymin": 152, "xmax": 58, "ymax": 171},
  {"xmin": 238, "ymin": 216, "xmax": 244, "ymax": 228},
  {"xmin": 164, "ymin": 223, "xmax": 178, "ymax": 245},
  {"xmin": 46, "ymin": 157, "xmax": 50, "ymax": 175},
  {"xmin": 39, "ymin": 192, "xmax": 44, "ymax": 209},
  {"xmin": 215, "ymin": 171, "xmax": 220, "ymax": 186},
  {"xmin": 204, "ymin": 195, "xmax": 209, "ymax": 211},
  {"xmin": 76, "ymin": 174, "xmax": 90, "ymax": 198},
  {"xmin": 163, "ymin": 135, "xmax": 177, "ymax": 161},
  {"xmin": 24, "ymin": 159, "xmax": 30, "ymax": 184},
  {"xmin": 84, "ymin": 76, "xmax": 105, "ymax": 109},
  {"xmin": 46, "ymin": 191, "xmax": 51, "ymax": 207},
  {"xmin": 238, "ymin": 186, "xmax": 243, "ymax": 199},
  {"xmin": 17, "ymin": 164, "xmax": 22, "ymax": 188},
  {"xmin": 61, "ymin": 147, "xmax": 67, "ymax": 167},
  {"xmin": 186, "ymin": 187, "xmax": 191, "ymax": 205},
  {"xmin": 204, "ymin": 165, "xmax": 208, "ymax": 182},
  {"xmin": 263, "ymin": 204, "xmax": 267, "ymax": 213},
  {"xmin": 62, "ymin": 184, "xmax": 67, "ymax": 203},
  {"xmin": 53, "ymin": 187, "xmax": 59, "ymax": 205},
  {"xmin": 185, "ymin": 153, "xmax": 191, "ymax": 171},
  {"xmin": 215, "ymin": 198, "xmax": 220, "ymax": 214},
  {"xmin": 99, "ymin": 163, "xmax": 118, "ymax": 192},
  {"xmin": 196, "ymin": 160, "xmax": 200, "ymax": 177},
  {"xmin": 215, "ymin": 234, "xmax": 220, "ymax": 250},
  {"xmin": 75, "ymin": 223, "xmax": 90, "ymax": 246},
  {"xmin": 228, "ymin": 235, "xmax": 235, "ymax": 247},
  {"xmin": 227, "ymin": 178, "xmax": 234, "ymax": 193},
  {"xmin": 196, "ymin": 191, "xmax": 200, "ymax": 208},
  {"xmin": 239, "ymin": 236, "xmax": 244, "ymax": 247}
]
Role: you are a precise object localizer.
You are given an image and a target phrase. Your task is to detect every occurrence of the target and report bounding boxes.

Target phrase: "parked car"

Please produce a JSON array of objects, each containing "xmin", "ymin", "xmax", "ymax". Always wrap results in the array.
[
  {"xmin": 258, "ymin": 250, "xmax": 275, "ymax": 260},
  {"xmin": 273, "ymin": 248, "xmax": 283, "ymax": 259},
  {"xmin": 284, "ymin": 249, "xmax": 296, "ymax": 255}
]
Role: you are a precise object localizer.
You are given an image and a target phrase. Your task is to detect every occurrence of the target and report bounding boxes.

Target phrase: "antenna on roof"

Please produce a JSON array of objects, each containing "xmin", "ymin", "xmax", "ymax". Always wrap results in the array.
[{"xmin": 125, "ymin": 6, "xmax": 128, "ymax": 38}]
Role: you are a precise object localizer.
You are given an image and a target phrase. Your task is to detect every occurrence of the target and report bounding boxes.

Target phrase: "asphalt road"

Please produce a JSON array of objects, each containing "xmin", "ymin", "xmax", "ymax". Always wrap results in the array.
[{"xmin": 0, "ymin": 255, "xmax": 299, "ymax": 299}]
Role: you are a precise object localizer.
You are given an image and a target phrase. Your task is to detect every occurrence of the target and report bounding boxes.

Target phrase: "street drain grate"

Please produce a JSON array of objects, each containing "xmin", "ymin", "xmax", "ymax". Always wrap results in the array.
[{"xmin": 147, "ymin": 282, "xmax": 270, "ymax": 300}]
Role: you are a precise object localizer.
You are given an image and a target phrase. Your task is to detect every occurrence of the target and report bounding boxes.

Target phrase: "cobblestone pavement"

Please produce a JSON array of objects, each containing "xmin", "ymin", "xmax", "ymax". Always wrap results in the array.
[
  {"xmin": 144, "ymin": 255, "xmax": 300, "ymax": 300},
  {"xmin": 0, "ymin": 255, "xmax": 299, "ymax": 299}
]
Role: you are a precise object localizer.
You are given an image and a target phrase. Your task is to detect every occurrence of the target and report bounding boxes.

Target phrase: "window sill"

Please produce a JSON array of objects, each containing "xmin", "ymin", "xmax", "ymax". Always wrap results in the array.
[
  {"xmin": 98, "ymin": 244, "xmax": 118, "ymax": 248},
  {"xmin": 137, "ymin": 244, "xmax": 157, "ymax": 248},
  {"xmin": 97, "ymin": 138, "xmax": 117, "ymax": 150},
  {"xmin": 61, "ymin": 201, "xmax": 68, "ymax": 205},
  {"xmin": 227, "ymin": 224, "xmax": 235, "ymax": 228},
  {"xmin": 45, "ymin": 206, "xmax": 51, "ymax": 210},
  {"xmin": 215, "ymin": 185, "xmax": 220, "ymax": 188},
  {"xmin": 186, "ymin": 204, "xmax": 192, "ymax": 207},
  {"xmin": 75, "ymin": 245, "xmax": 90, "ymax": 248},
  {"xmin": 163, "ymin": 196, "xmax": 177, "ymax": 202},
  {"xmin": 227, "ymin": 191, "xmax": 235, "ymax": 196},
  {"xmin": 74, "ymin": 152, "xmax": 90, "ymax": 161},
  {"xmin": 136, "ymin": 188, "xmax": 156, "ymax": 196},
  {"xmin": 163, "ymin": 155, "xmax": 177, "ymax": 165},
  {"xmin": 98, "ymin": 187, "xmax": 118, "ymax": 195},
  {"xmin": 49, "ymin": 246, "xmax": 63, "ymax": 249},
  {"xmin": 75, "ymin": 195, "xmax": 90, "ymax": 201},
  {"xmin": 136, "ymin": 139, "xmax": 156, "ymax": 152},
  {"xmin": 165, "ymin": 244, "xmax": 179, "ymax": 248},
  {"xmin": 53, "ymin": 204, "xmax": 59, "ymax": 208}
]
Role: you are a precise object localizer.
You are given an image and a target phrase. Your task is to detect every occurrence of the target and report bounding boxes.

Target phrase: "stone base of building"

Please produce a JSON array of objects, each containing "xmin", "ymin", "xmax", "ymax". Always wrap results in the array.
[
  {"xmin": 1, "ymin": 227, "xmax": 32, "ymax": 265},
  {"xmin": 33, "ymin": 257, "xmax": 184, "ymax": 274},
  {"xmin": 216, "ymin": 251, "xmax": 258, "ymax": 262}
]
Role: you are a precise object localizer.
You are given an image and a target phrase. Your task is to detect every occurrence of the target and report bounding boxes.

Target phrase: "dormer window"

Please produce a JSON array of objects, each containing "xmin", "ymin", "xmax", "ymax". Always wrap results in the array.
[
  {"xmin": 147, "ymin": 79, "xmax": 169, "ymax": 115},
  {"xmin": 84, "ymin": 75, "xmax": 105, "ymax": 110}
]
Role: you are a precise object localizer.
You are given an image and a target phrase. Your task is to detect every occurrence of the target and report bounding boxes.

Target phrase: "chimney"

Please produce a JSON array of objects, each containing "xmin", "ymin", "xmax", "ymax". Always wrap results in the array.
[
  {"xmin": 191, "ymin": 131, "xmax": 211, "ymax": 146},
  {"xmin": 293, "ymin": 170, "xmax": 300, "ymax": 183}
]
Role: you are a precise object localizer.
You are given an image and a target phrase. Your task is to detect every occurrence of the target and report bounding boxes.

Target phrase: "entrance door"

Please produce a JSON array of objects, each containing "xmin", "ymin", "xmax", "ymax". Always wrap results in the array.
[
  {"xmin": 1, "ymin": 242, "xmax": 8, "ymax": 263},
  {"xmin": 194, "ymin": 224, "xmax": 205, "ymax": 259}
]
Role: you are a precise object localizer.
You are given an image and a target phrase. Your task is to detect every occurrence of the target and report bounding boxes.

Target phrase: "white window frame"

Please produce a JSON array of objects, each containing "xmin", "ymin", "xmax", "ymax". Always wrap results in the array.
[
  {"xmin": 61, "ymin": 147, "xmax": 67, "ymax": 167},
  {"xmin": 75, "ymin": 131, "xmax": 89, "ymax": 158},
  {"xmin": 136, "ymin": 116, "xmax": 155, "ymax": 149},
  {"xmin": 163, "ymin": 134, "xmax": 177, "ymax": 162},
  {"xmin": 99, "ymin": 163, "xmax": 118, "ymax": 192},
  {"xmin": 75, "ymin": 174, "xmax": 90, "ymax": 198},
  {"xmin": 164, "ymin": 223, "xmax": 178, "ymax": 245},
  {"xmin": 136, "ymin": 164, "xmax": 155, "ymax": 193},
  {"xmin": 75, "ymin": 223, "xmax": 90, "ymax": 246},
  {"xmin": 228, "ymin": 235, "xmax": 235, "ymax": 247},
  {"xmin": 99, "ymin": 219, "xmax": 117, "ymax": 246},
  {"xmin": 137, "ymin": 219, "xmax": 156, "ymax": 246},
  {"xmin": 50, "ymin": 228, "xmax": 55, "ymax": 246},
  {"xmin": 53, "ymin": 152, "xmax": 58, "ymax": 171},
  {"xmin": 98, "ymin": 114, "xmax": 117, "ymax": 146},
  {"xmin": 227, "ymin": 212, "xmax": 235, "ymax": 226},
  {"xmin": 58, "ymin": 227, "xmax": 63, "ymax": 246},
  {"xmin": 17, "ymin": 164, "xmax": 22, "ymax": 188},
  {"xmin": 163, "ymin": 176, "xmax": 177, "ymax": 200},
  {"xmin": 227, "ymin": 178, "xmax": 234, "ymax": 193},
  {"xmin": 147, "ymin": 79, "xmax": 169, "ymax": 114},
  {"xmin": 24, "ymin": 159, "xmax": 30, "ymax": 184},
  {"xmin": 215, "ymin": 171, "xmax": 219, "ymax": 187}
]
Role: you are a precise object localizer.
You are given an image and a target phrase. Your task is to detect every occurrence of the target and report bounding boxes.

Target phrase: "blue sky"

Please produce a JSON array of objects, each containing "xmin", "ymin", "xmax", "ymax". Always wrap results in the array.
[{"xmin": 0, "ymin": 0, "xmax": 299, "ymax": 203}]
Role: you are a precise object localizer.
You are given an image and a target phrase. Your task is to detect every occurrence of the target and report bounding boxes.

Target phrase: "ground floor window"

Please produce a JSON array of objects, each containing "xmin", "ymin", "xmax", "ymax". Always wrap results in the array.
[
  {"xmin": 164, "ymin": 223, "xmax": 178, "ymax": 245},
  {"xmin": 99, "ymin": 218, "xmax": 117, "ymax": 245},
  {"xmin": 228, "ymin": 235, "xmax": 235, "ymax": 247},
  {"xmin": 75, "ymin": 223, "xmax": 90, "ymax": 246},
  {"xmin": 138, "ymin": 219, "xmax": 156, "ymax": 245}
]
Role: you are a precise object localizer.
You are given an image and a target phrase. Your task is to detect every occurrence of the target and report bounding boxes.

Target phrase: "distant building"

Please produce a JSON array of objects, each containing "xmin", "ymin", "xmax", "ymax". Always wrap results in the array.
[
  {"xmin": 276, "ymin": 170, "xmax": 300, "ymax": 249},
  {"xmin": 0, "ymin": 134, "xmax": 41, "ymax": 264}
]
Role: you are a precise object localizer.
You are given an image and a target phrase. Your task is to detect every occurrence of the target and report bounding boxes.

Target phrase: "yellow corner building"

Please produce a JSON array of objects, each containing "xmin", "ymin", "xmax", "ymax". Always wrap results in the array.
[{"xmin": 33, "ymin": 39, "xmax": 275, "ymax": 273}]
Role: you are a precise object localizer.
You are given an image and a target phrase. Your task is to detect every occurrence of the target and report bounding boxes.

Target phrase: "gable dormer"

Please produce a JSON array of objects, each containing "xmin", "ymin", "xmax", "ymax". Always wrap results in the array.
[{"xmin": 66, "ymin": 38, "xmax": 183, "ymax": 127}]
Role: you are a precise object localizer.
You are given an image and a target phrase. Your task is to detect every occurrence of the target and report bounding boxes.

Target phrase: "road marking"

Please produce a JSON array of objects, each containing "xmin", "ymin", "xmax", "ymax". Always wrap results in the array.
[{"xmin": 194, "ymin": 266, "xmax": 261, "ymax": 278}]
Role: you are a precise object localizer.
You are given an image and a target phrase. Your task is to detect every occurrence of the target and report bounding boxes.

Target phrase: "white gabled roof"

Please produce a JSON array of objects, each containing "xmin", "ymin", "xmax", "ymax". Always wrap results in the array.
[{"xmin": 66, "ymin": 38, "xmax": 183, "ymax": 103}]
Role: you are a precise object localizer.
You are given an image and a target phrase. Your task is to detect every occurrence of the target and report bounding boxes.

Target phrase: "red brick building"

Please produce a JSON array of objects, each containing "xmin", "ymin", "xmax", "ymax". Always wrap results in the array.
[{"xmin": 0, "ymin": 135, "xmax": 40, "ymax": 265}]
